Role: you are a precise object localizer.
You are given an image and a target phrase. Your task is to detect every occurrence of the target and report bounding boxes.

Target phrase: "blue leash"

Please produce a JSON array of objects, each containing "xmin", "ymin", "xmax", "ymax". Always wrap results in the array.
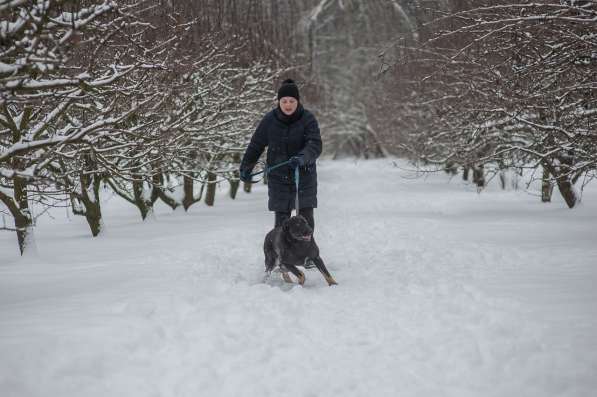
[
  {"xmin": 248, "ymin": 159, "xmax": 291, "ymax": 180},
  {"xmin": 294, "ymin": 167, "xmax": 299, "ymax": 216}
]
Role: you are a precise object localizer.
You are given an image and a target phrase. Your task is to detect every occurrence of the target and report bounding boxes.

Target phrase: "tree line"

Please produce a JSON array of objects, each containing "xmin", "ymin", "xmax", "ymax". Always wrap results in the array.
[
  {"xmin": 2, "ymin": 1, "xmax": 595, "ymax": 255},
  {"xmin": 1, "ymin": 0, "xmax": 315, "ymax": 255},
  {"xmin": 379, "ymin": 0, "xmax": 596, "ymax": 207}
]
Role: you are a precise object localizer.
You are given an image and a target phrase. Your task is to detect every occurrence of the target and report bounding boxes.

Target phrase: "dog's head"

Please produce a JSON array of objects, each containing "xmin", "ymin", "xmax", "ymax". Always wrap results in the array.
[{"xmin": 282, "ymin": 215, "xmax": 313, "ymax": 242}]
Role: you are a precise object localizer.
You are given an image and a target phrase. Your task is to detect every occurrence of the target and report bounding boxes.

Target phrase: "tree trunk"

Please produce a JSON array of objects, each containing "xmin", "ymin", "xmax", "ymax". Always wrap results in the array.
[
  {"xmin": 13, "ymin": 176, "xmax": 34, "ymax": 255},
  {"xmin": 15, "ymin": 220, "xmax": 35, "ymax": 256},
  {"xmin": 151, "ymin": 172, "xmax": 180, "ymax": 210},
  {"xmin": 462, "ymin": 166, "xmax": 469, "ymax": 181},
  {"xmin": 133, "ymin": 177, "xmax": 153, "ymax": 220},
  {"xmin": 444, "ymin": 161, "xmax": 458, "ymax": 175},
  {"xmin": 555, "ymin": 176, "xmax": 577, "ymax": 208},
  {"xmin": 84, "ymin": 201, "xmax": 102, "ymax": 237},
  {"xmin": 205, "ymin": 171, "xmax": 217, "ymax": 206},
  {"xmin": 230, "ymin": 153, "xmax": 240, "ymax": 199},
  {"xmin": 512, "ymin": 168, "xmax": 521, "ymax": 190},
  {"xmin": 182, "ymin": 174, "xmax": 204, "ymax": 210},
  {"xmin": 104, "ymin": 174, "xmax": 153, "ymax": 221},
  {"xmin": 79, "ymin": 173, "xmax": 103, "ymax": 237},
  {"xmin": 541, "ymin": 166, "xmax": 553, "ymax": 203},
  {"xmin": 182, "ymin": 174, "xmax": 195, "ymax": 210},
  {"xmin": 543, "ymin": 160, "xmax": 578, "ymax": 208},
  {"xmin": 229, "ymin": 176, "xmax": 240, "ymax": 199},
  {"xmin": 472, "ymin": 164, "xmax": 485, "ymax": 189},
  {"xmin": 499, "ymin": 171, "xmax": 506, "ymax": 190}
]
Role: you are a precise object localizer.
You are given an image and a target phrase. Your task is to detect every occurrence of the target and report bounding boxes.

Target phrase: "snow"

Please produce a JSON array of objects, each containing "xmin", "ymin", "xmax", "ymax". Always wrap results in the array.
[
  {"xmin": 4, "ymin": 78, "xmax": 81, "ymax": 89},
  {"xmin": 0, "ymin": 61, "xmax": 19, "ymax": 74},
  {"xmin": 1, "ymin": 159, "xmax": 596, "ymax": 397}
]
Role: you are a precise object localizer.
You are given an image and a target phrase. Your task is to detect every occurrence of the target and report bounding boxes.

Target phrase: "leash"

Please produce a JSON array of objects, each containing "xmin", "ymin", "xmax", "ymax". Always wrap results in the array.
[
  {"xmin": 294, "ymin": 167, "xmax": 299, "ymax": 216},
  {"xmin": 247, "ymin": 159, "xmax": 291, "ymax": 183}
]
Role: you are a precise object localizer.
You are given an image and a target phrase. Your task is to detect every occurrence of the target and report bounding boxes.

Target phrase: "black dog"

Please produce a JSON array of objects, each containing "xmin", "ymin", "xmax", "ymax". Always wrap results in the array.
[{"xmin": 263, "ymin": 215, "xmax": 337, "ymax": 286}]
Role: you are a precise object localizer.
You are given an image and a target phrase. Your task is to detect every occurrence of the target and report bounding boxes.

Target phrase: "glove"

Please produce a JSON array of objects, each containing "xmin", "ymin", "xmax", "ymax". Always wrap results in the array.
[
  {"xmin": 239, "ymin": 168, "xmax": 252, "ymax": 182},
  {"xmin": 288, "ymin": 155, "xmax": 305, "ymax": 170}
]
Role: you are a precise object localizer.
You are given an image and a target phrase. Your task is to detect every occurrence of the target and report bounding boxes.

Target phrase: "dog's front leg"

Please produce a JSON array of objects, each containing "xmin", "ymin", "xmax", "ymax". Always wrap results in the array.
[
  {"xmin": 312, "ymin": 257, "xmax": 338, "ymax": 286},
  {"xmin": 282, "ymin": 263, "xmax": 305, "ymax": 285}
]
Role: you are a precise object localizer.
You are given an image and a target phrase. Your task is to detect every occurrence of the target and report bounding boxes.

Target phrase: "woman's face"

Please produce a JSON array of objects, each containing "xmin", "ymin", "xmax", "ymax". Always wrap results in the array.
[{"xmin": 279, "ymin": 97, "xmax": 298, "ymax": 116}]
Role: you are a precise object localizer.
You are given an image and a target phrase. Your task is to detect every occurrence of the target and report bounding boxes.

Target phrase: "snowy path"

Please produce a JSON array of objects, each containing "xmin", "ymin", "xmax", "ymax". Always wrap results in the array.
[{"xmin": 1, "ymin": 159, "xmax": 596, "ymax": 397}]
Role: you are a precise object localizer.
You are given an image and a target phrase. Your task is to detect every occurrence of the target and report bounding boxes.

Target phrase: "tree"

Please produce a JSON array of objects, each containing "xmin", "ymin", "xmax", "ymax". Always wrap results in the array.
[
  {"xmin": 0, "ymin": 0, "xmax": 173, "ymax": 250},
  {"xmin": 384, "ymin": 1, "xmax": 597, "ymax": 207}
]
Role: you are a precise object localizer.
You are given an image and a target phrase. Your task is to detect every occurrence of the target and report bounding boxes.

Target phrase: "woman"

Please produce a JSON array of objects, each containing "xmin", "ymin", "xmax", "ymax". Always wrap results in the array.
[{"xmin": 239, "ymin": 79, "xmax": 322, "ymax": 231}]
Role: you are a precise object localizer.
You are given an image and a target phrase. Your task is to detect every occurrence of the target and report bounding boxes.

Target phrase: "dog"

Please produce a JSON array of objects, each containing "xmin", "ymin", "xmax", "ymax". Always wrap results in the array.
[{"xmin": 263, "ymin": 215, "xmax": 337, "ymax": 286}]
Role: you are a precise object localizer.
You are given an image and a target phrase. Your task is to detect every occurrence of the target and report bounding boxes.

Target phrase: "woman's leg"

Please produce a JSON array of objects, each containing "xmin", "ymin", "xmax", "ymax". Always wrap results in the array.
[
  {"xmin": 298, "ymin": 207, "xmax": 314, "ymax": 231},
  {"xmin": 275, "ymin": 211, "xmax": 291, "ymax": 228}
]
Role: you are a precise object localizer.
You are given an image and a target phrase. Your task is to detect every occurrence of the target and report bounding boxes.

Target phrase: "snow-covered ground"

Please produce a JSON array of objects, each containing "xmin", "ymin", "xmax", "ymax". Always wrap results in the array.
[{"xmin": 1, "ymin": 159, "xmax": 596, "ymax": 397}]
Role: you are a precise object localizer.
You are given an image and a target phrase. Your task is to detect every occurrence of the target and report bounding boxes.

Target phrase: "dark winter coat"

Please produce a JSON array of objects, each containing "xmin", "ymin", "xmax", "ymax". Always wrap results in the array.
[{"xmin": 240, "ymin": 104, "xmax": 322, "ymax": 212}]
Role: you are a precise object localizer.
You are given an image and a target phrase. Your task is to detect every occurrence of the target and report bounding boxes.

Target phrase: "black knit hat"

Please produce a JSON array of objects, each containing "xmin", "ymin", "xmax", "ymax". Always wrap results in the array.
[{"xmin": 277, "ymin": 79, "xmax": 300, "ymax": 100}]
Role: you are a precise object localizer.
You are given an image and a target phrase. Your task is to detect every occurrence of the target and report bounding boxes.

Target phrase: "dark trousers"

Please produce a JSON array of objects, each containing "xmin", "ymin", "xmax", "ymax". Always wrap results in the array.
[{"xmin": 275, "ymin": 207, "xmax": 315, "ymax": 230}]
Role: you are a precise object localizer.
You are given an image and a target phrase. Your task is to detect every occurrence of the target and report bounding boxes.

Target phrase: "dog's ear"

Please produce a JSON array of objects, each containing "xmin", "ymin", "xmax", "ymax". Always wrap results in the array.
[{"xmin": 282, "ymin": 218, "xmax": 290, "ymax": 233}]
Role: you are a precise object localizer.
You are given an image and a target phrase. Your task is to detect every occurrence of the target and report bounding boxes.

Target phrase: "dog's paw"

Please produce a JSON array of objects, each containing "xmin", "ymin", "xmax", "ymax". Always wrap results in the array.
[{"xmin": 282, "ymin": 272, "xmax": 293, "ymax": 284}]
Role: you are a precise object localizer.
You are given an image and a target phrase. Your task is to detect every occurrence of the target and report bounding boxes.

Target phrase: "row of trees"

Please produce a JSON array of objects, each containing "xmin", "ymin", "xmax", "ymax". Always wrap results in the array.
[
  {"xmin": 0, "ymin": 0, "xmax": 288, "ymax": 255},
  {"xmin": 379, "ymin": 0, "xmax": 596, "ymax": 207},
  {"xmin": 4, "ymin": 1, "xmax": 593, "ymax": 256}
]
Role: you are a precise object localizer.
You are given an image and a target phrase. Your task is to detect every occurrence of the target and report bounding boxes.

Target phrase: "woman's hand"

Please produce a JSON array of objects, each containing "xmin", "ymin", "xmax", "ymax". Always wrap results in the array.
[
  {"xmin": 288, "ymin": 155, "xmax": 305, "ymax": 169},
  {"xmin": 239, "ymin": 168, "xmax": 252, "ymax": 182}
]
